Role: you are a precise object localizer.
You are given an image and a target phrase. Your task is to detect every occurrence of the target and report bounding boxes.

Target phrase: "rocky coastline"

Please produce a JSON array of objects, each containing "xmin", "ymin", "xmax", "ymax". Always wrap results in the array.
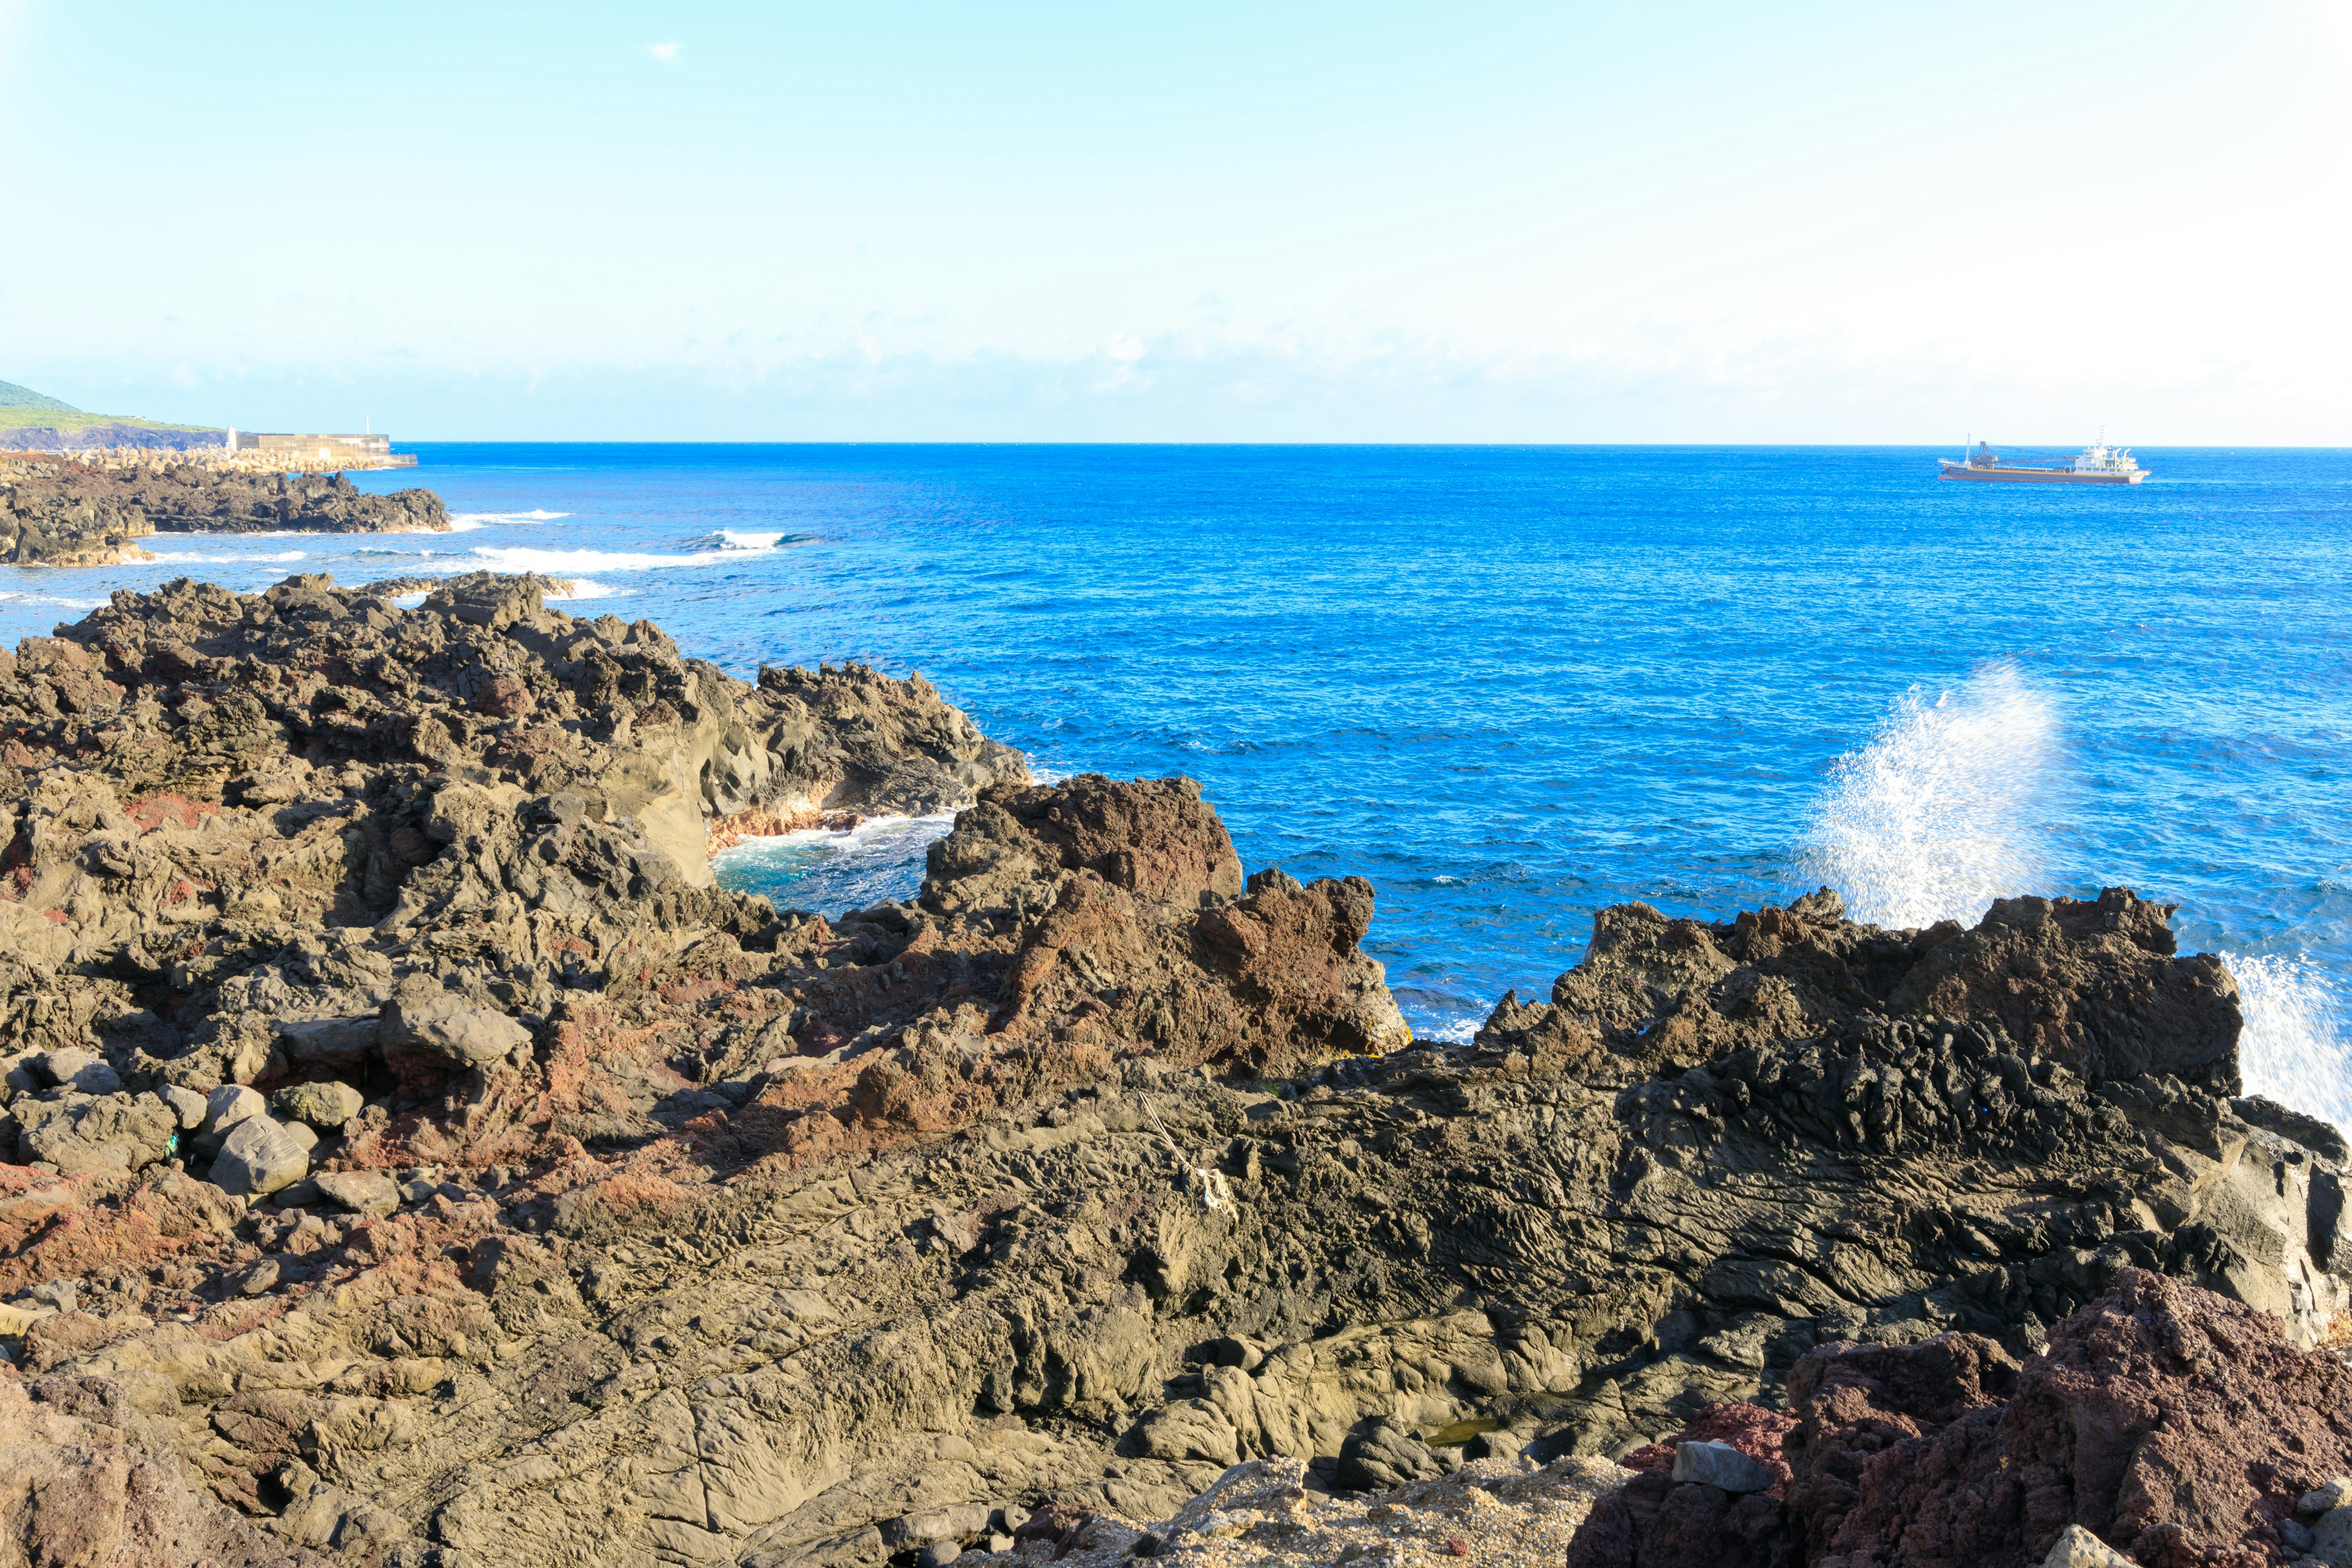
[
  {"xmin": 0, "ymin": 453, "xmax": 447, "ymax": 566},
  {"xmin": 0, "ymin": 571, "xmax": 2348, "ymax": 1567}
]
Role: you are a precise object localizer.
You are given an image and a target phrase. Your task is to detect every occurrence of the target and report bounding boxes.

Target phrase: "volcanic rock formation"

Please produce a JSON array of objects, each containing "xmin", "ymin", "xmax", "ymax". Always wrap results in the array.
[
  {"xmin": 1569, "ymin": 1267, "xmax": 2352, "ymax": 1568},
  {"xmin": 0, "ymin": 454, "xmax": 446, "ymax": 565},
  {"xmin": 0, "ymin": 573, "xmax": 2344, "ymax": 1568}
]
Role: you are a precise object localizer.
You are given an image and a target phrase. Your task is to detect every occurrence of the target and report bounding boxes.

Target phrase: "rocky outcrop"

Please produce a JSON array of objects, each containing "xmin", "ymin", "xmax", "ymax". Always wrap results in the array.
[
  {"xmin": 1570, "ymin": 1268, "xmax": 2352, "ymax": 1568},
  {"xmin": 0, "ymin": 576, "xmax": 2347, "ymax": 1567},
  {"xmin": 1, "ymin": 423, "xmax": 226, "ymax": 453},
  {"xmin": 0, "ymin": 1373, "xmax": 317, "ymax": 1566},
  {"xmin": 0, "ymin": 454, "xmax": 443, "ymax": 565}
]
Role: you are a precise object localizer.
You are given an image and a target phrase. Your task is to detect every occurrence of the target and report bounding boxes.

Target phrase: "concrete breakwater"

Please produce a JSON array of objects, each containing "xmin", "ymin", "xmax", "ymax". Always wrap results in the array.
[{"xmin": 7, "ymin": 442, "xmax": 417, "ymax": 475}]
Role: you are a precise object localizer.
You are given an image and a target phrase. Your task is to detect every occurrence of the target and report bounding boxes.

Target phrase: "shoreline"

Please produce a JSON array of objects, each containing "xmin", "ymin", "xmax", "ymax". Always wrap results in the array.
[{"xmin": 0, "ymin": 569, "xmax": 2345, "ymax": 1565}]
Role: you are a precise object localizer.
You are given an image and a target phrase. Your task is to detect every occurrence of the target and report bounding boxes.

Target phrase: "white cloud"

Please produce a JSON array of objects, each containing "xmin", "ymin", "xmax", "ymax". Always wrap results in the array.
[{"xmin": 646, "ymin": 42, "xmax": 681, "ymax": 64}]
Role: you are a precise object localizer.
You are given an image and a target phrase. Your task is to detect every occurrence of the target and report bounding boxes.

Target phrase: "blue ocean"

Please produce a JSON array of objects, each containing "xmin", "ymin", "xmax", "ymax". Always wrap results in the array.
[{"xmin": 7, "ymin": 445, "xmax": 2348, "ymax": 1118}]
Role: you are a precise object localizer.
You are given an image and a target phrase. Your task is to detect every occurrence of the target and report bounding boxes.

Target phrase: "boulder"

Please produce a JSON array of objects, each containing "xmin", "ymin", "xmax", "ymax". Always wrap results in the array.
[
  {"xmin": 199, "ymin": 1084, "xmax": 268, "ymax": 1137},
  {"xmin": 12, "ymin": 1093, "xmax": 178, "ymax": 1175},
  {"xmin": 208, "ymin": 1116, "xmax": 309, "ymax": 1197},
  {"xmin": 379, "ymin": 995, "xmax": 533, "ymax": 1071},
  {"xmin": 26, "ymin": 1051, "xmax": 122, "ymax": 1096},
  {"xmin": 1337, "ymin": 1419, "xmax": 1447, "ymax": 1491},
  {"xmin": 157, "ymin": 1084, "xmax": 207, "ymax": 1130},
  {"xmin": 312, "ymin": 1169, "xmax": 399, "ymax": 1218},
  {"xmin": 273, "ymin": 1080, "xmax": 363, "ymax": 1130},
  {"xmin": 1670, "ymin": 1439, "xmax": 1775, "ymax": 1493},
  {"xmin": 2040, "ymin": 1525, "xmax": 2134, "ymax": 1567}
]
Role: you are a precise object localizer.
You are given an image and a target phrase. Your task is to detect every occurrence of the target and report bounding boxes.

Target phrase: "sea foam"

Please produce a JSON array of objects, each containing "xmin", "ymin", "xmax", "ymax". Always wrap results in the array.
[
  {"xmin": 712, "ymin": 813, "xmax": 956, "ymax": 916},
  {"xmin": 2228, "ymin": 954, "xmax": 2352, "ymax": 1134},
  {"xmin": 1801, "ymin": 660, "xmax": 2060, "ymax": 929},
  {"xmin": 464, "ymin": 542, "xmax": 777, "ymax": 574}
]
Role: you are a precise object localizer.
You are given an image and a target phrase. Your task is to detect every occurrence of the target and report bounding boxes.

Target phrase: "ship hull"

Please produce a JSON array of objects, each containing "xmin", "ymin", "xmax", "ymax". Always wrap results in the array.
[{"xmin": 1939, "ymin": 462, "xmax": 2146, "ymax": 484}]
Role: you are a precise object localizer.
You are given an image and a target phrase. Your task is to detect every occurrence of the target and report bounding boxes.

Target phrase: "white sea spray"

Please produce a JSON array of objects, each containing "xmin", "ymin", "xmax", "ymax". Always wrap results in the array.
[
  {"xmin": 1801, "ymin": 660, "xmax": 2060, "ymax": 929},
  {"xmin": 2228, "ymin": 953, "xmax": 2352, "ymax": 1135}
]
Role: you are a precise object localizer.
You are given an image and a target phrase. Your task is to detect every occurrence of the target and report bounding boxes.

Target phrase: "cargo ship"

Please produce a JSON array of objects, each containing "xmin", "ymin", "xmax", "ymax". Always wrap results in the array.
[{"xmin": 1938, "ymin": 436, "xmax": 2147, "ymax": 484}]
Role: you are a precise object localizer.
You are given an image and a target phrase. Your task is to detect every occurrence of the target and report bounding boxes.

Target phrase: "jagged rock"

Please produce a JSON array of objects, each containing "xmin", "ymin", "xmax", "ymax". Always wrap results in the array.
[
  {"xmin": 4, "ymin": 579, "xmax": 2350, "ymax": 1567},
  {"xmin": 208, "ymin": 1116, "xmax": 308, "ymax": 1197},
  {"xmin": 0, "ymin": 1374, "xmax": 317, "ymax": 1565},
  {"xmin": 1571, "ymin": 1269, "xmax": 2352, "ymax": 1568},
  {"xmin": 271, "ymin": 1081, "xmax": 363, "ymax": 1130},
  {"xmin": 0, "ymin": 452, "xmax": 445, "ymax": 566}
]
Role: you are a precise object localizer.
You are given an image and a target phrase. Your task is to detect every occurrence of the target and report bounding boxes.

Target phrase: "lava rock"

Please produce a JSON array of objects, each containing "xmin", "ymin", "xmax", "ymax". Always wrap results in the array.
[{"xmin": 1338, "ymin": 1419, "xmax": 1447, "ymax": 1491}]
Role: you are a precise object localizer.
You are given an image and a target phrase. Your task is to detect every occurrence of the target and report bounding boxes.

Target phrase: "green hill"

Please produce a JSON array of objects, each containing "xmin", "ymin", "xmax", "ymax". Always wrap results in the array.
[
  {"xmin": 0, "ymin": 379, "xmax": 217, "ymax": 439},
  {"xmin": 0, "ymin": 380, "xmax": 80, "ymax": 413}
]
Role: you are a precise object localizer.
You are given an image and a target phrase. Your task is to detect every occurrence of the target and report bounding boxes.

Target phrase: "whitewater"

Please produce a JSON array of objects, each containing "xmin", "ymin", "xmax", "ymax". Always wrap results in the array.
[{"xmin": 4, "ymin": 442, "xmax": 2345, "ymax": 1115}]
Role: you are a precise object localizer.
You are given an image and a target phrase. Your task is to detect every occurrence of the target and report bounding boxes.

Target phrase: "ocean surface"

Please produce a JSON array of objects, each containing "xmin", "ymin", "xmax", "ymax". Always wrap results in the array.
[{"xmin": 6, "ymin": 444, "xmax": 2348, "ymax": 1121}]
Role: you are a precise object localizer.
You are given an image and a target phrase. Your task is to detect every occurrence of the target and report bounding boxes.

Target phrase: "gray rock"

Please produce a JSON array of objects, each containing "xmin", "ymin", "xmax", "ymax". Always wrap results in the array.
[
  {"xmin": 28, "ymin": 1279, "xmax": 75, "ymax": 1313},
  {"xmin": 239, "ymin": 1258, "xmax": 281, "ymax": 1295},
  {"xmin": 200, "ymin": 1084, "xmax": 268, "ymax": 1137},
  {"xmin": 13, "ymin": 1092, "xmax": 179, "ymax": 1174},
  {"xmin": 1337, "ymin": 1419, "xmax": 1446, "ymax": 1491},
  {"xmin": 986, "ymin": 1535, "xmax": 1014, "ymax": 1555},
  {"xmin": 209, "ymin": 1115, "xmax": 309, "ymax": 1197},
  {"xmin": 284, "ymin": 1121, "xmax": 319, "ymax": 1152},
  {"xmin": 882, "ymin": 1506, "xmax": 989, "ymax": 1549},
  {"xmin": 276, "ymin": 1017, "xmax": 379, "ymax": 1072},
  {"xmin": 993, "ymin": 1506, "xmax": 1030, "ymax": 1534},
  {"xmin": 272, "ymin": 1178, "xmax": 322, "ymax": 1208},
  {"xmin": 274, "ymin": 1080, "xmax": 364, "ymax": 1130},
  {"xmin": 1671, "ymin": 1438, "xmax": 1776, "ymax": 1493},
  {"xmin": 2311, "ymin": 1504, "xmax": 2352, "ymax": 1568},
  {"xmin": 313, "ymin": 1169, "xmax": 399, "ymax": 1218},
  {"xmin": 2040, "ymin": 1525, "xmax": 2135, "ymax": 1567},
  {"xmin": 380, "ymin": 995, "xmax": 532, "ymax": 1071},
  {"xmin": 2283, "ymin": 1518, "xmax": 2315, "ymax": 1552},
  {"xmin": 2306, "ymin": 1480, "xmax": 2352, "ymax": 1517},
  {"xmin": 159, "ymin": 1084, "xmax": 208, "ymax": 1130},
  {"xmin": 918, "ymin": 1545, "xmax": 959, "ymax": 1568},
  {"xmin": 28, "ymin": 1050, "xmax": 120, "ymax": 1095}
]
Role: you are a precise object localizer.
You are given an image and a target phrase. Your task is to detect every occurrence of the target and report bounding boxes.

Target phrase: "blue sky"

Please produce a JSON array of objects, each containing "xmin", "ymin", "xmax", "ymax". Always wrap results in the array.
[{"xmin": 1, "ymin": 0, "xmax": 2345, "ymax": 441}]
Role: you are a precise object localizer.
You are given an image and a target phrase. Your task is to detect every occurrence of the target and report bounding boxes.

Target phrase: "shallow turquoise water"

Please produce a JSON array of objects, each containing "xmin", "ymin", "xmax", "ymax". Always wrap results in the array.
[{"xmin": 6, "ymin": 444, "xmax": 2347, "ymax": 1107}]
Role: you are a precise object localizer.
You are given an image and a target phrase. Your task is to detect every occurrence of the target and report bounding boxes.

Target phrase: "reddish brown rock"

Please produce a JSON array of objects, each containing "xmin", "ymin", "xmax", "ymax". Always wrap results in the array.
[{"xmin": 1573, "ymin": 1270, "xmax": 2352, "ymax": 1568}]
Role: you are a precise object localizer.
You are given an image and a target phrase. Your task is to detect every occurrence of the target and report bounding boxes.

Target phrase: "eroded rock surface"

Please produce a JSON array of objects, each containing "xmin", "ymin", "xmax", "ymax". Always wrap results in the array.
[
  {"xmin": 0, "ymin": 576, "xmax": 2345, "ymax": 1568},
  {"xmin": 1570, "ymin": 1267, "xmax": 2352, "ymax": 1568},
  {"xmin": 0, "ymin": 454, "xmax": 447, "ymax": 565}
]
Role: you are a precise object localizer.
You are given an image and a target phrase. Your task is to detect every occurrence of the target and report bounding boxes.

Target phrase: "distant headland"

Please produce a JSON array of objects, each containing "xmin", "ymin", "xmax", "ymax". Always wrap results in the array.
[{"xmin": 1, "ymin": 379, "xmax": 412, "ymax": 470}]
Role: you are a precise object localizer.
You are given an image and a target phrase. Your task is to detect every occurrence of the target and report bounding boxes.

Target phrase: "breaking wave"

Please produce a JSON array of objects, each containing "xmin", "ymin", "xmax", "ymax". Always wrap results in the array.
[
  {"xmin": 448, "ymin": 510, "xmax": 570, "ymax": 532},
  {"xmin": 2228, "ymin": 954, "xmax": 2352, "ymax": 1134},
  {"xmin": 0, "ymin": 589, "xmax": 105, "ymax": 611},
  {"xmin": 464, "ymin": 542, "xmax": 778, "ymax": 574},
  {"xmin": 144, "ymin": 549, "xmax": 310, "ymax": 564},
  {"xmin": 719, "ymin": 529, "xmax": 783, "ymax": 549},
  {"xmin": 1800, "ymin": 661, "xmax": 2060, "ymax": 929}
]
